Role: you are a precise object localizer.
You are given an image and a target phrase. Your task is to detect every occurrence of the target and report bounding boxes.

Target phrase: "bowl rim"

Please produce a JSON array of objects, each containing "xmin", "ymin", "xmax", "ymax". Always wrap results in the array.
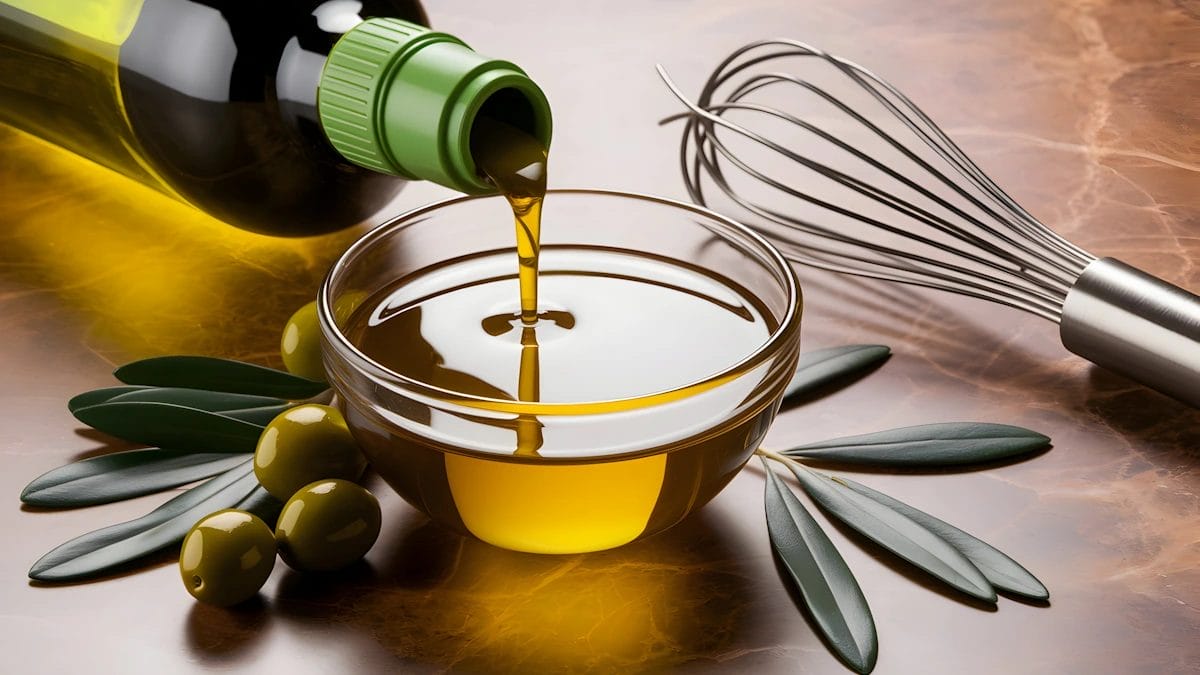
[{"xmin": 318, "ymin": 188, "xmax": 802, "ymax": 415}]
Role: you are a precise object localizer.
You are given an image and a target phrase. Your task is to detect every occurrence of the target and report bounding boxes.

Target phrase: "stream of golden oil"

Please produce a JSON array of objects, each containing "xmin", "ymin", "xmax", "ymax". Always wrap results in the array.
[
  {"xmin": 471, "ymin": 117, "xmax": 549, "ymax": 457},
  {"xmin": 471, "ymin": 116, "xmax": 546, "ymax": 326}
]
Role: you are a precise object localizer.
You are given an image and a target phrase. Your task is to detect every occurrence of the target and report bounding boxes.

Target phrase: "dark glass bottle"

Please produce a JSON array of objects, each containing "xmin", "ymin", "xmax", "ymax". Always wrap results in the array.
[{"xmin": 0, "ymin": 1, "xmax": 551, "ymax": 235}]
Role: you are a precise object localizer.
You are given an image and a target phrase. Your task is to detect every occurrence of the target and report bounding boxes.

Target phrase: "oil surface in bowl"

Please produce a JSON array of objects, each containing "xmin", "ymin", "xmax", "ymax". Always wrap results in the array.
[{"xmin": 341, "ymin": 247, "xmax": 777, "ymax": 553}]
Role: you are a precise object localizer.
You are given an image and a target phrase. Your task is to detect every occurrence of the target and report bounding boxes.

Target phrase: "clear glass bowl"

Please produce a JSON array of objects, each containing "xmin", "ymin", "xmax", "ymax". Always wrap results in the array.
[{"xmin": 319, "ymin": 189, "xmax": 802, "ymax": 554}]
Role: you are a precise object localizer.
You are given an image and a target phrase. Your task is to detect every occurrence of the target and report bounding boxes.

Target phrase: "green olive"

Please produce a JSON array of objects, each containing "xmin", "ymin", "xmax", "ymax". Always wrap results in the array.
[
  {"xmin": 280, "ymin": 300, "xmax": 325, "ymax": 382},
  {"xmin": 275, "ymin": 479, "xmax": 381, "ymax": 572},
  {"xmin": 179, "ymin": 509, "xmax": 276, "ymax": 606},
  {"xmin": 254, "ymin": 404, "xmax": 367, "ymax": 500}
]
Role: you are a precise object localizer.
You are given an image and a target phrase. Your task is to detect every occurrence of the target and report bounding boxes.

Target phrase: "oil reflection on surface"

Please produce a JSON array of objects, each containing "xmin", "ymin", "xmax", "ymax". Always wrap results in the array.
[
  {"xmin": 0, "ymin": 126, "xmax": 364, "ymax": 362},
  {"xmin": 261, "ymin": 500, "xmax": 762, "ymax": 673}
]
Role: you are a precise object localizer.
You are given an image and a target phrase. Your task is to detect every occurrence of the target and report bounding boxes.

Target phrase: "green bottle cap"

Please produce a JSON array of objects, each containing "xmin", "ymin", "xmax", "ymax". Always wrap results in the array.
[{"xmin": 318, "ymin": 18, "xmax": 552, "ymax": 194}]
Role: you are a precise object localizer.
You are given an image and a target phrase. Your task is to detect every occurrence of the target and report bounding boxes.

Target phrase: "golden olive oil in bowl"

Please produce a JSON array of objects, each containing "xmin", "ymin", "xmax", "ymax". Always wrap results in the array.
[{"xmin": 320, "ymin": 189, "xmax": 802, "ymax": 554}]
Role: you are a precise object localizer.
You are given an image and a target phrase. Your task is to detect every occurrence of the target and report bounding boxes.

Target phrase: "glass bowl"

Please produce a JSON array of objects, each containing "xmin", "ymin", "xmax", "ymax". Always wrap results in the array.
[{"xmin": 319, "ymin": 189, "xmax": 802, "ymax": 554}]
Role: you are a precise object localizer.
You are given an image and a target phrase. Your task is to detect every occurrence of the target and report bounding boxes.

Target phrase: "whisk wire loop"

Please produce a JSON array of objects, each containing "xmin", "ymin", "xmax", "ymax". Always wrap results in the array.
[
  {"xmin": 682, "ymin": 106, "xmax": 1071, "ymax": 320},
  {"xmin": 658, "ymin": 38, "xmax": 1096, "ymax": 323}
]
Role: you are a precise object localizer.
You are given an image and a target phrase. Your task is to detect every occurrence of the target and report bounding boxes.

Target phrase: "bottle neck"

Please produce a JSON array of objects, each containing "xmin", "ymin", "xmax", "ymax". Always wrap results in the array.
[{"xmin": 317, "ymin": 18, "xmax": 552, "ymax": 194}]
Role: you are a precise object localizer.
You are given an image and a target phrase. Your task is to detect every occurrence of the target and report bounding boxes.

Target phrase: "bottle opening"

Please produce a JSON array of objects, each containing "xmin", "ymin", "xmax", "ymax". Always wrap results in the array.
[
  {"xmin": 469, "ymin": 87, "xmax": 544, "ymax": 182},
  {"xmin": 477, "ymin": 87, "xmax": 538, "ymax": 136}
]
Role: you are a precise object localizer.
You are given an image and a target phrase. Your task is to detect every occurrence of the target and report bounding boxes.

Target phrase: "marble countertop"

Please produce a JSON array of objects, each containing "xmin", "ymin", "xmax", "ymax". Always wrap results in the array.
[{"xmin": 2, "ymin": 1, "xmax": 1198, "ymax": 672}]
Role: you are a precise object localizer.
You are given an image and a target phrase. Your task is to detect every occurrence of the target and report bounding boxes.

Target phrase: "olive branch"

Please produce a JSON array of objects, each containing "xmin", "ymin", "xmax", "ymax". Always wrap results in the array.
[
  {"xmin": 21, "ymin": 345, "xmax": 1050, "ymax": 674},
  {"xmin": 754, "ymin": 345, "xmax": 1048, "ymax": 673}
]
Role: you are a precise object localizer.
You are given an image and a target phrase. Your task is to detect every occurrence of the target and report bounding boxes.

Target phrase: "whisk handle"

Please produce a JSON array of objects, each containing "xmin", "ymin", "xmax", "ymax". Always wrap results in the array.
[{"xmin": 1060, "ymin": 257, "xmax": 1200, "ymax": 407}]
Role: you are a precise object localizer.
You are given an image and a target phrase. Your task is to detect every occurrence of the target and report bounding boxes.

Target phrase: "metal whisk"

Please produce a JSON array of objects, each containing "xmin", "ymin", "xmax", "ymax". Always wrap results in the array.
[{"xmin": 658, "ymin": 39, "xmax": 1200, "ymax": 408}]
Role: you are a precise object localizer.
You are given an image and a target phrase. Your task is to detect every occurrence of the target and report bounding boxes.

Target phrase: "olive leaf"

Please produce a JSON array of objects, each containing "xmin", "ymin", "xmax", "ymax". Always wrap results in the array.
[
  {"xmin": 106, "ymin": 387, "xmax": 287, "ymax": 411},
  {"xmin": 21, "ymin": 449, "xmax": 251, "ymax": 508},
  {"xmin": 234, "ymin": 486, "xmax": 284, "ymax": 529},
  {"xmin": 787, "ymin": 463, "xmax": 996, "ymax": 602},
  {"xmin": 783, "ymin": 423, "xmax": 1050, "ymax": 467},
  {"xmin": 73, "ymin": 402, "xmax": 264, "ymax": 453},
  {"xmin": 67, "ymin": 386, "xmax": 150, "ymax": 414},
  {"xmin": 115, "ymin": 356, "xmax": 327, "ymax": 399},
  {"xmin": 833, "ymin": 476, "xmax": 1048, "ymax": 600},
  {"xmin": 784, "ymin": 345, "xmax": 891, "ymax": 401},
  {"xmin": 763, "ymin": 458, "xmax": 877, "ymax": 673},
  {"xmin": 29, "ymin": 461, "xmax": 259, "ymax": 582},
  {"xmin": 220, "ymin": 404, "xmax": 294, "ymax": 426}
]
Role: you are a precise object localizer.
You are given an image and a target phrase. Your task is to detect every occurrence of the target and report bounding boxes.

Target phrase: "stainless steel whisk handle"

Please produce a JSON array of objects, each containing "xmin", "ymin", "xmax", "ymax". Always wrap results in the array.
[{"xmin": 1061, "ymin": 258, "xmax": 1200, "ymax": 407}]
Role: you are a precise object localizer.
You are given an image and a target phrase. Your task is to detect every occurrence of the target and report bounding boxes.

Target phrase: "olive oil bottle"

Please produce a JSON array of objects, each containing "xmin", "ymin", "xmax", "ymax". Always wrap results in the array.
[{"xmin": 0, "ymin": 1, "xmax": 551, "ymax": 235}]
